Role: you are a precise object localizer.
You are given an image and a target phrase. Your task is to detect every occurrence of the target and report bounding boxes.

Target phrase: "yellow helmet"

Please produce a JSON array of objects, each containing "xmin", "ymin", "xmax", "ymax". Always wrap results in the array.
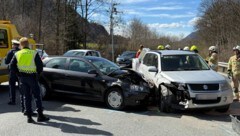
[
  {"xmin": 157, "ymin": 45, "xmax": 165, "ymax": 50},
  {"xmin": 190, "ymin": 45, "xmax": 198, "ymax": 51}
]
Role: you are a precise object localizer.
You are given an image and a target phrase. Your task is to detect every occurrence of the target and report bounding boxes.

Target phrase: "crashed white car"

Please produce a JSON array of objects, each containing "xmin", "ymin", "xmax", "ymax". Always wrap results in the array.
[{"xmin": 133, "ymin": 50, "xmax": 233, "ymax": 113}]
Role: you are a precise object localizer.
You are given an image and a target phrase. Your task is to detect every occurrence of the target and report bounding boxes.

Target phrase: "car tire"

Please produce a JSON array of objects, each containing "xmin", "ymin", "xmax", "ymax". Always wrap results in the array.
[
  {"xmin": 105, "ymin": 88, "xmax": 125, "ymax": 110},
  {"xmin": 159, "ymin": 85, "xmax": 174, "ymax": 113},
  {"xmin": 39, "ymin": 82, "xmax": 51, "ymax": 100},
  {"xmin": 215, "ymin": 105, "xmax": 230, "ymax": 113}
]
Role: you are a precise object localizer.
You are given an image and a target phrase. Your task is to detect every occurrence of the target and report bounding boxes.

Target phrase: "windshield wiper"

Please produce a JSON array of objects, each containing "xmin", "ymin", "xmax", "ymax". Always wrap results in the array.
[
  {"xmin": 107, "ymin": 69, "xmax": 120, "ymax": 76},
  {"xmin": 183, "ymin": 68, "xmax": 201, "ymax": 70}
]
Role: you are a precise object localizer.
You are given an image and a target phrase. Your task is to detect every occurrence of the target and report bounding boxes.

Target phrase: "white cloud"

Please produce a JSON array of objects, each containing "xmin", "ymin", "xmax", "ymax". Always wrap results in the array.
[
  {"xmin": 142, "ymin": 6, "xmax": 186, "ymax": 11},
  {"xmin": 145, "ymin": 13, "xmax": 195, "ymax": 19},
  {"xmin": 188, "ymin": 17, "xmax": 201, "ymax": 26},
  {"xmin": 124, "ymin": 9, "xmax": 142, "ymax": 15},
  {"xmin": 120, "ymin": 0, "xmax": 153, "ymax": 4},
  {"xmin": 123, "ymin": 9, "xmax": 195, "ymax": 19},
  {"xmin": 148, "ymin": 22, "xmax": 186, "ymax": 29}
]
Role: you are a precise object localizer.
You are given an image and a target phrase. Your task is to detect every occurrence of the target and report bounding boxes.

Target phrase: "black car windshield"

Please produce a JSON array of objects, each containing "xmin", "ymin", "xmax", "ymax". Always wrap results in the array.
[
  {"xmin": 120, "ymin": 52, "xmax": 136, "ymax": 58},
  {"xmin": 87, "ymin": 57, "xmax": 120, "ymax": 75},
  {"xmin": 161, "ymin": 54, "xmax": 210, "ymax": 71},
  {"xmin": 63, "ymin": 51, "xmax": 85, "ymax": 57}
]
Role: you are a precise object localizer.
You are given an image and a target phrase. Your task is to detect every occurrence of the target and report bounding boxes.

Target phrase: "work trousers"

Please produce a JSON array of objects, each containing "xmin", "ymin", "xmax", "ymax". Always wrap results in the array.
[
  {"xmin": 19, "ymin": 76, "xmax": 43, "ymax": 116},
  {"xmin": 232, "ymin": 74, "xmax": 240, "ymax": 93},
  {"xmin": 9, "ymin": 72, "xmax": 24, "ymax": 108}
]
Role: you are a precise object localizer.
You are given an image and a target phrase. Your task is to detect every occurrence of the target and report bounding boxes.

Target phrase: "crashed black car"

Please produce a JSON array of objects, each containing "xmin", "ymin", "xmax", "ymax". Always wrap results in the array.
[{"xmin": 39, "ymin": 56, "xmax": 150, "ymax": 110}]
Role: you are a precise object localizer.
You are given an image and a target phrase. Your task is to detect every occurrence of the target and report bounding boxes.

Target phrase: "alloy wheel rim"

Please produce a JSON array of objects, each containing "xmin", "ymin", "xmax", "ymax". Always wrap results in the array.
[{"xmin": 108, "ymin": 91, "xmax": 122, "ymax": 108}]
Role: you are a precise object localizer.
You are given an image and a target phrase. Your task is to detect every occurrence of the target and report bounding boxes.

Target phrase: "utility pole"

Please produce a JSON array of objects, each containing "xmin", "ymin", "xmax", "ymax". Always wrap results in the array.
[{"xmin": 109, "ymin": 0, "xmax": 119, "ymax": 62}]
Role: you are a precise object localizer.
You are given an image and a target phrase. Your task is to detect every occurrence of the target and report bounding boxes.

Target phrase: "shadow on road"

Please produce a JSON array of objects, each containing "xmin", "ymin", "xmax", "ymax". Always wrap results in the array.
[{"xmin": 36, "ymin": 115, "xmax": 113, "ymax": 135}]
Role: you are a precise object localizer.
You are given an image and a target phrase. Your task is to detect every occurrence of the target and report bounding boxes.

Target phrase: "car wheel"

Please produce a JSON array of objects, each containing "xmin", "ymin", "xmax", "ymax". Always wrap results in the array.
[
  {"xmin": 159, "ymin": 85, "xmax": 174, "ymax": 113},
  {"xmin": 106, "ymin": 88, "xmax": 125, "ymax": 110},
  {"xmin": 39, "ymin": 82, "xmax": 51, "ymax": 100},
  {"xmin": 215, "ymin": 105, "xmax": 230, "ymax": 113}
]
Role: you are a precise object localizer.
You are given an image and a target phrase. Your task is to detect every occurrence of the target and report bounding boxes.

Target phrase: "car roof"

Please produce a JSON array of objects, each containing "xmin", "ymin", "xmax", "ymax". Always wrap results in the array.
[
  {"xmin": 122, "ymin": 51, "xmax": 136, "ymax": 53},
  {"xmin": 149, "ymin": 50, "xmax": 196, "ymax": 55},
  {"xmin": 67, "ymin": 49, "xmax": 99, "ymax": 52},
  {"xmin": 45, "ymin": 56, "xmax": 102, "ymax": 60}
]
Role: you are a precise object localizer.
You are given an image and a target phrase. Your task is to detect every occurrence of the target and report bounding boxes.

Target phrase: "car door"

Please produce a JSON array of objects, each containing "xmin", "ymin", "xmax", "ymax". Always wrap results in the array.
[
  {"xmin": 64, "ymin": 58, "xmax": 103, "ymax": 100},
  {"xmin": 146, "ymin": 53, "xmax": 159, "ymax": 84},
  {"xmin": 43, "ymin": 57, "xmax": 68, "ymax": 91},
  {"xmin": 139, "ymin": 53, "xmax": 152, "ymax": 78}
]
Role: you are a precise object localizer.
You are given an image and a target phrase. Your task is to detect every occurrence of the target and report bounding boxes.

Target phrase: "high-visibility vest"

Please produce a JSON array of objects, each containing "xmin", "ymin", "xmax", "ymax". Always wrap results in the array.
[{"xmin": 15, "ymin": 48, "xmax": 37, "ymax": 73}]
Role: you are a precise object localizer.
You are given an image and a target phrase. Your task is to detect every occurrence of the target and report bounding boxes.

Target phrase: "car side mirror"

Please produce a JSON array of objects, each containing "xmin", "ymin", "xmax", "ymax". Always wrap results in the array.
[
  {"xmin": 88, "ymin": 69, "xmax": 98, "ymax": 75},
  {"xmin": 148, "ymin": 66, "xmax": 158, "ymax": 73}
]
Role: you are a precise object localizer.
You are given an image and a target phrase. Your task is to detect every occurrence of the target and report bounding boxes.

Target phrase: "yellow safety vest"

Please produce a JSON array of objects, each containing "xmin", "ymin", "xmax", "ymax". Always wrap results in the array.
[{"xmin": 15, "ymin": 48, "xmax": 37, "ymax": 73}]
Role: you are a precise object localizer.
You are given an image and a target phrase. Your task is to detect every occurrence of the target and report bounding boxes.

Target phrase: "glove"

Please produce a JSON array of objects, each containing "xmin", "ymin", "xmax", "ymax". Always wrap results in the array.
[{"xmin": 227, "ymin": 70, "xmax": 233, "ymax": 79}]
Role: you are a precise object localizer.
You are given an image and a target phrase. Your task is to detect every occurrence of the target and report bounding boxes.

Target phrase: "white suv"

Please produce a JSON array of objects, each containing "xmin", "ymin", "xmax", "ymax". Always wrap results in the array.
[{"xmin": 133, "ymin": 50, "xmax": 233, "ymax": 113}]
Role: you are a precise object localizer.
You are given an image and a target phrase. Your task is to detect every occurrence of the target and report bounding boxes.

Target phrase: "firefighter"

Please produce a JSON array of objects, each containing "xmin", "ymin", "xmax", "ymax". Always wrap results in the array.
[
  {"xmin": 136, "ymin": 45, "xmax": 144, "ymax": 58},
  {"xmin": 207, "ymin": 46, "xmax": 218, "ymax": 71},
  {"xmin": 157, "ymin": 45, "xmax": 165, "ymax": 50},
  {"xmin": 228, "ymin": 45, "xmax": 240, "ymax": 101},
  {"xmin": 190, "ymin": 45, "xmax": 198, "ymax": 53},
  {"xmin": 10, "ymin": 37, "xmax": 49, "ymax": 123},
  {"xmin": 165, "ymin": 44, "xmax": 171, "ymax": 50},
  {"xmin": 183, "ymin": 46, "xmax": 189, "ymax": 51},
  {"xmin": 5, "ymin": 40, "xmax": 21, "ymax": 106}
]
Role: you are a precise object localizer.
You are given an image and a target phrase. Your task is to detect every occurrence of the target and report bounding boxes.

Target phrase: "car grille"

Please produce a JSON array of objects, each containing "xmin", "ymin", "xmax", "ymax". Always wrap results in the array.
[
  {"xmin": 192, "ymin": 98, "xmax": 221, "ymax": 104},
  {"xmin": 189, "ymin": 84, "xmax": 219, "ymax": 91}
]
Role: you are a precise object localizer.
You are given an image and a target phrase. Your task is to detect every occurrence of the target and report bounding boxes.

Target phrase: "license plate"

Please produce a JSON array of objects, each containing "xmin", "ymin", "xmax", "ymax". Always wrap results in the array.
[{"xmin": 196, "ymin": 94, "xmax": 218, "ymax": 100}]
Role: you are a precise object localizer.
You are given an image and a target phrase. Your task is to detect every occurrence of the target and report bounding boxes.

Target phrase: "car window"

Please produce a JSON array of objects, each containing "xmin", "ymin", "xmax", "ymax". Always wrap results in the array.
[
  {"xmin": 64, "ymin": 51, "xmax": 84, "ymax": 57},
  {"xmin": 91, "ymin": 51, "xmax": 100, "ymax": 57},
  {"xmin": 74, "ymin": 52, "xmax": 85, "ymax": 57},
  {"xmin": 150, "ymin": 54, "xmax": 159, "ymax": 69},
  {"xmin": 45, "ymin": 58, "xmax": 66, "ymax": 69},
  {"xmin": 143, "ymin": 53, "xmax": 155, "ymax": 66},
  {"xmin": 68, "ymin": 59, "xmax": 94, "ymax": 73},
  {"xmin": 87, "ymin": 58, "xmax": 119, "ymax": 75},
  {"xmin": 0, "ymin": 29, "xmax": 8, "ymax": 48},
  {"xmin": 161, "ymin": 54, "xmax": 209, "ymax": 71}
]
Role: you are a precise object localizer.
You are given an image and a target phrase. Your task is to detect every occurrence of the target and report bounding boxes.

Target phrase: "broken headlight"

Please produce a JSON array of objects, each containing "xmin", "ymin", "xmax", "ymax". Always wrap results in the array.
[
  {"xmin": 172, "ymin": 82, "xmax": 187, "ymax": 91},
  {"xmin": 219, "ymin": 81, "xmax": 231, "ymax": 91}
]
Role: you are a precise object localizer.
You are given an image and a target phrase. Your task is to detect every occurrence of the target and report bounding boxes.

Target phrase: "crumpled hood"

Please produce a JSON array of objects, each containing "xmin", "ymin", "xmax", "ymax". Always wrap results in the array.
[{"xmin": 161, "ymin": 70, "xmax": 226, "ymax": 84}]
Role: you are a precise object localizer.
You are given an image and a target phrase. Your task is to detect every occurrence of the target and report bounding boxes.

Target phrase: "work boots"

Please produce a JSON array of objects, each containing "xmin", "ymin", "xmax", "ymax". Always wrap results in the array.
[
  {"xmin": 37, "ymin": 113, "xmax": 50, "ymax": 122},
  {"xmin": 27, "ymin": 115, "xmax": 35, "ymax": 123}
]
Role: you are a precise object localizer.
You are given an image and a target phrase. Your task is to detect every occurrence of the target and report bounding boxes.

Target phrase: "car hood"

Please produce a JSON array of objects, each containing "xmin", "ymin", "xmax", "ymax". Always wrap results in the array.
[
  {"xmin": 117, "ymin": 56, "xmax": 133, "ymax": 60},
  {"xmin": 108, "ymin": 69, "xmax": 145, "ymax": 82},
  {"xmin": 161, "ymin": 70, "xmax": 226, "ymax": 84}
]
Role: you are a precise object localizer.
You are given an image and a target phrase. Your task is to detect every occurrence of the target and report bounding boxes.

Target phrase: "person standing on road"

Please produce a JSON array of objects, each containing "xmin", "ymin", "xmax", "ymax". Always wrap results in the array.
[
  {"xmin": 207, "ymin": 46, "xmax": 218, "ymax": 71},
  {"xmin": 190, "ymin": 45, "xmax": 199, "ymax": 53},
  {"xmin": 183, "ymin": 46, "xmax": 190, "ymax": 51},
  {"xmin": 5, "ymin": 40, "xmax": 22, "ymax": 106},
  {"xmin": 228, "ymin": 45, "xmax": 240, "ymax": 101},
  {"xmin": 165, "ymin": 44, "xmax": 171, "ymax": 50},
  {"xmin": 10, "ymin": 37, "xmax": 49, "ymax": 123},
  {"xmin": 136, "ymin": 45, "xmax": 144, "ymax": 58},
  {"xmin": 157, "ymin": 45, "xmax": 165, "ymax": 50}
]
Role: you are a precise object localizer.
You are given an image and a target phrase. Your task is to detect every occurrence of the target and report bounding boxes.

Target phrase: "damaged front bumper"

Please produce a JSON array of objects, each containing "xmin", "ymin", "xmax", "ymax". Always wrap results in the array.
[{"xmin": 177, "ymin": 89, "xmax": 233, "ymax": 109}]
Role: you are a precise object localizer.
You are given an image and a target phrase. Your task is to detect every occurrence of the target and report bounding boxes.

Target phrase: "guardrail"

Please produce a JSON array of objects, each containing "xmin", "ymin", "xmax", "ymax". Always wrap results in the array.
[{"xmin": 218, "ymin": 62, "xmax": 228, "ymax": 73}]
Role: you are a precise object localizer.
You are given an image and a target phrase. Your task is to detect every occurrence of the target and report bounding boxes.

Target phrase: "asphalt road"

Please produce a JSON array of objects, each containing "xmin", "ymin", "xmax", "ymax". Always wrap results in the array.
[{"xmin": 0, "ymin": 84, "xmax": 239, "ymax": 136}]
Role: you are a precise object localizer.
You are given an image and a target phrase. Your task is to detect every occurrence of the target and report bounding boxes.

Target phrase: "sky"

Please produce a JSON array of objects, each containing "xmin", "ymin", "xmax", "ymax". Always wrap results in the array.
[{"xmin": 93, "ymin": 0, "xmax": 202, "ymax": 38}]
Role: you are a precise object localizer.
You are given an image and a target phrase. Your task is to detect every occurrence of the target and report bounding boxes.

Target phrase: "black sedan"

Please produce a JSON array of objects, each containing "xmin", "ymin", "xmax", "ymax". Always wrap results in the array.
[
  {"xmin": 116, "ymin": 51, "xmax": 136, "ymax": 68},
  {"xmin": 39, "ymin": 56, "xmax": 150, "ymax": 110}
]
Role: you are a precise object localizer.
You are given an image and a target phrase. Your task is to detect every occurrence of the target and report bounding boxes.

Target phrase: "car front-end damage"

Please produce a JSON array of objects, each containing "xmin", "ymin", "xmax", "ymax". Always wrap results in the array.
[
  {"xmin": 161, "ymin": 81, "xmax": 233, "ymax": 111},
  {"xmin": 108, "ymin": 69, "xmax": 150, "ymax": 106}
]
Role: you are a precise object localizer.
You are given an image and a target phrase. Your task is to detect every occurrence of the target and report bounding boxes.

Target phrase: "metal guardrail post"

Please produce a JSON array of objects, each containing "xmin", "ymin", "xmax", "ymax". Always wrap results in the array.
[{"xmin": 218, "ymin": 62, "xmax": 228, "ymax": 73}]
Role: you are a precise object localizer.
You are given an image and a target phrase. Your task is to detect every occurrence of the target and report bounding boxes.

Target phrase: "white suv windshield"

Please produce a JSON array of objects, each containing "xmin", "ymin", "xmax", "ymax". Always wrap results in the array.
[{"xmin": 161, "ymin": 54, "xmax": 210, "ymax": 71}]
